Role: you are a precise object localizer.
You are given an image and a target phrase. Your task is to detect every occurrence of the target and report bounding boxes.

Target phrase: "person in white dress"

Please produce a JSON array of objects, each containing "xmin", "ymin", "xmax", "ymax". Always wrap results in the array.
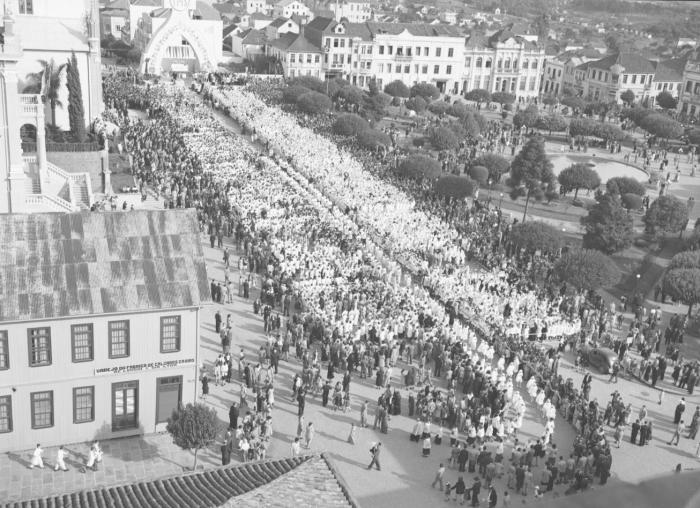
[
  {"xmin": 54, "ymin": 446, "xmax": 68, "ymax": 472},
  {"xmin": 86, "ymin": 441, "xmax": 102, "ymax": 471},
  {"xmin": 29, "ymin": 443, "xmax": 44, "ymax": 469}
]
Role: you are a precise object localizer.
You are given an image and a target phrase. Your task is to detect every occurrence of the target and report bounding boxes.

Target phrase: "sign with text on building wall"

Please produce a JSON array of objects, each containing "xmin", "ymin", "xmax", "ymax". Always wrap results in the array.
[{"xmin": 95, "ymin": 358, "xmax": 196, "ymax": 376}]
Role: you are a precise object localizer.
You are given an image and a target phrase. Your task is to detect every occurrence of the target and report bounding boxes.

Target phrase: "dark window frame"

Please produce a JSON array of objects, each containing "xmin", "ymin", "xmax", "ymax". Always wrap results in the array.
[
  {"xmin": 73, "ymin": 386, "xmax": 95, "ymax": 424},
  {"xmin": 160, "ymin": 316, "xmax": 181, "ymax": 353},
  {"xmin": 71, "ymin": 323, "xmax": 94, "ymax": 363},
  {"xmin": 0, "ymin": 331, "xmax": 8, "ymax": 370},
  {"xmin": 30, "ymin": 390, "xmax": 54, "ymax": 429},
  {"xmin": 0, "ymin": 395, "xmax": 12, "ymax": 433},
  {"xmin": 112, "ymin": 380, "xmax": 139, "ymax": 431},
  {"xmin": 27, "ymin": 327, "xmax": 51, "ymax": 367},
  {"xmin": 108, "ymin": 320, "xmax": 130, "ymax": 359}
]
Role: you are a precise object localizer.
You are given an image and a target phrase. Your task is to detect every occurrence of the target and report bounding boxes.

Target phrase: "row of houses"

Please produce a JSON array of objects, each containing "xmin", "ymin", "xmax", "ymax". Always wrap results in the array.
[{"xmin": 236, "ymin": 18, "xmax": 546, "ymax": 97}]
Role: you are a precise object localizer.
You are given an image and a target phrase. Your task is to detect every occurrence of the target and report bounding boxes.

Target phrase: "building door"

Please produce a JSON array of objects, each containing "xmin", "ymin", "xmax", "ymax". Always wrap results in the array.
[
  {"xmin": 112, "ymin": 381, "xmax": 139, "ymax": 431},
  {"xmin": 156, "ymin": 376, "xmax": 182, "ymax": 424}
]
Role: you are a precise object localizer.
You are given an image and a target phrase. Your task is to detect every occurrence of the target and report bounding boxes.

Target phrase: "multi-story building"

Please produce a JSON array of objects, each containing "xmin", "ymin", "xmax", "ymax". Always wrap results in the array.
[
  {"xmin": 541, "ymin": 49, "xmax": 602, "ymax": 97},
  {"xmin": 127, "ymin": 0, "xmax": 164, "ymax": 42},
  {"xmin": 678, "ymin": 51, "xmax": 700, "ymax": 120},
  {"xmin": 134, "ymin": 0, "xmax": 223, "ymax": 76},
  {"xmin": 651, "ymin": 58, "xmax": 685, "ymax": 100},
  {"xmin": 100, "ymin": 0, "xmax": 129, "ymax": 39},
  {"xmin": 322, "ymin": 0, "xmax": 371, "ymax": 23},
  {"xmin": 267, "ymin": 30, "xmax": 324, "ymax": 79},
  {"xmin": 0, "ymin": 210, "xmax": 211, "ymax": 452},
  {"xmin": 582, "ymin": 53, "xmax": 656, "ymax": 104},
  {"xmin": 272, "ymin": 0, "xmax": 313, "ymax": 20},
  {"xmin": 462, "ymin": 29, "xmax": 544, "ymax": 99},
  {"xmin": 0, "ymin": 1, "xmax": 102, "ymax": 214}
]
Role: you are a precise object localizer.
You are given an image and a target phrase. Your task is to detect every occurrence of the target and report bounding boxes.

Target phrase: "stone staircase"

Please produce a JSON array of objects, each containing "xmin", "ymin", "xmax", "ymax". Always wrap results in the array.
[
  {"xmin": 71, "ymin": 174, "xmax": 91, "ymax": 210},
  {"xmin": 20, "ymin": 155, "xmax": 94, "ymax": 212}
]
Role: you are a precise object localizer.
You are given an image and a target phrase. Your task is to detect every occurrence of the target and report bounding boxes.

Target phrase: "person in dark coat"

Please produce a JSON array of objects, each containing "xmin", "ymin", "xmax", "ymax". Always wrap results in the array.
[
  {"xmin": 201, "ymin": 374, "xmax": 209, "ymax": 400},
  {"xmin": 215, "ymin": 310, "xmax": 222, "ymax": 333},
  {"xmin": 488, "ymin": 485, "xmax": 497, "ymax": 507},
  {"xmin": 471, "ymin": 477, "xmax": 481, "ymax": 507},
  {"xmin": 322, "ymin": 381, "xmax": 331, "ymax": 407},
  {"xmin": 229, "ymin": 402, "xmax": 239, "ymax": 430},
  {"xmin": 631, "ymin": 419, "xmax": 640, "ymax": 444},
  {"xmin": 674, "ymin": 399, "xmax": 686, "ymax": 424},
  {"xmin": 221, "ymin": 439, "xmax": 232, "ymax": 465}
]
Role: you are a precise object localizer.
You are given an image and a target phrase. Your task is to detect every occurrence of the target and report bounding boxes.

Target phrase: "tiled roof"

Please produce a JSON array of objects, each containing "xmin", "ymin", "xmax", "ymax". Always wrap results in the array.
[
  {"xmin": 366, "ymin": 21, "xmax": 463, "ymax": 37},
  {"xmin": 0, "ymin": 210, "xmax": 210, "ymax": 323},
  {"xmin": 270, "ymin": 32, "xmax": 321, "ymax": 52},
  {"xmin": 3, "ymin": 455, "xmax": 357, "ymax": 508},
  {"xmin": 223, "ymin": 24, "xmax": 239, "ymax": 38},
  {"xmin": 269, "ymin": 16, "xmax": 290, "ymax": 28},
  {"xmin": 131, "ymin": 0, "xmax": 162, "ymax": 6},
  {"xmin": 194, "ymin": 0, "xmax": 223, "ymax": 21},
  {"xmin": 589, "ymin": 52, "xmax": 656, "ymax": 73},
  {"xmin": 250, "ymin": 12, "xmax": 273, "ymax": 20},
  {"xmin": 240, "ymin": 28, "xmax": 266, "ymax": 45},
  {"xmin": 654, "ymin": 57, "xmax": 686, "ymax": 82},
  {"xmin": 213, "ymin": 1, "xmax": 239, "ymax": 14},
  {"xmin": 306, "ymin": 15, "xmax": 336, "ymax": 32}
]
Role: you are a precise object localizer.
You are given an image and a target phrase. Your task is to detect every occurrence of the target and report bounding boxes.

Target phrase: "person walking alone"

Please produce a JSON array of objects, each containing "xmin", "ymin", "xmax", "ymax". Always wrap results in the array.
[
  {"xmin": 668, "ymin": 420, "xmax": 684, "ymax": 446},
  {"xmin": 29, "ymin": 444, "xmax": 44, "ymax": 469},
  {"xmin": 431, "ymin": 463, "xmax": 445, "ymax": 490},
  {"xmin": 368, "ymin": 442, "xmax": 382, "ymax": 471},
  {"xmin": 54, "ymin": 446, "xmax": 68, "ymax": 472}
]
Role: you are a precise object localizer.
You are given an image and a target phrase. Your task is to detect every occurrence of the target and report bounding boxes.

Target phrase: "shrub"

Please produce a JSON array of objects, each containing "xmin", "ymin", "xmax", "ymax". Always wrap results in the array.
[
  {"xmin": 297, "ymin": 91, "xmax": 332, "ymax": 115},
  {"xmin": 288, "ymin": 76, "xmax": 325, "ymax": 93},
  {"xmin": 621, "ymin": 193, "xmax": 643, "ymax": 211},
  {"xmin": 410, "ymin": 83, "xmax": 440, "ymax": 100},
  {"xmin": 384, "ymin": 80, "xmax": 410, "ymax": 98},
  {"xmin": 554, "ymin": 248, "xmax": 621, "ymax": 291},
  {"xmin": 428, "ymin": 101, "xmax": 451, "ymax": 115},
  {"xmin": 434, "ymin": 176, "xmax": 476, "ymax": 199},
  {"xmin": 472, "ymin": 153, "xmax": 510, "ymax": 182},
  {"xmin": 398, "ymin": 154, "xmax": 442, "ymax": 180},
  {"xmin": 336, "ymin": 85, "xmax": 364, "ymax": 105},
  {"xmin": 282, "ymin": 85, "xmax": 311, "ymax": 104},
  {"xmin": 644, "ymin": 195, "xmax": 690, "ymax": 238},
  {"xmin": 606, "ymin": 176, "xmax": 646, "ymax": 196},
  {"xmin": 469, "ymin": 165, "xmax": 489, "ymax": 184},
  {"xmin": 430, "ymin": 126, "xmax": 459, "ymax": 150},
  {"xmin": 509, "ymin": 221, "xmax": 563, "ymax": 253},
  {"xmin": 405, "ymin": 96, "xmax": 427, "ymax": 113},
  {"xmin": 464, "ymin": 89, "xmax": 491, "ymax": 103},
  {"xmin": 332, "ymin": 114, "xmax": 369, "ymax": 137},
  {"xmin": 356, "ymin": 129, "xmax": 391, "ymax": 150}
]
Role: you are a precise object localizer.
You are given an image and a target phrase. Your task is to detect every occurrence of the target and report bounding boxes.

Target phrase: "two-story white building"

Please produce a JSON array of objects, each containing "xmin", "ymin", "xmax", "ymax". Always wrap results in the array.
[
  {"xmin": 541, "ymin": 49, "xmax": 602, "ymax": 97},
  {"xmin": 272, "ymin": 0, "xmax": 312, "ymax": 21},
  {"xmin": 462, "ymin": 29, "xmax": 545, "ymax": 99},
  {"xmin": 582, "ymin": 52, "xmax": 656, "ymax": 104},
  {"xmin": 652, "ymin": 58, "xmax": 685, "ymax": 101},
  {"xmin": 321, "ymin": 0, "xmax": 371, "ymax": 23},
  {"xmin": 678, "ymin": 50, "xmax": 700, "ymax": 120},
  {"xmin": 0, "ymin": 210, "xmax": 211, "ymax": 452},
  {"xmin": 267, "ymin": 30, "xmax": 324, "ymax": 79}
]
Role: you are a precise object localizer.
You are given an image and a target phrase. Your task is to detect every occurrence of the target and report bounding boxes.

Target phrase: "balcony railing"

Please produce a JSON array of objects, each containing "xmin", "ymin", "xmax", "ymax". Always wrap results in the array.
[
  {"xmin": 394, "ymin": 54, "xmax": 413, "ymax": 62},
  {"xmin": 19, "ymin": 94, "xmax": 41, "ymax": 117}
]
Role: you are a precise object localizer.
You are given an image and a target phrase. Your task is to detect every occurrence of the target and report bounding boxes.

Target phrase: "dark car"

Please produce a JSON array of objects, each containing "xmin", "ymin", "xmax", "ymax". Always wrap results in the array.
[{"xmin": 584, "ymin": 346, "xmax": 618, "ymax": 375}]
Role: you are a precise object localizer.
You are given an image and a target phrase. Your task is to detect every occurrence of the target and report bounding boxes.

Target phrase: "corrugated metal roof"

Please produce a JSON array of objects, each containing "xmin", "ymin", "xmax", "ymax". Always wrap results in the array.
[{"xmin": 0, "ymin": 210, "xmax": 210, "ymax": 323}]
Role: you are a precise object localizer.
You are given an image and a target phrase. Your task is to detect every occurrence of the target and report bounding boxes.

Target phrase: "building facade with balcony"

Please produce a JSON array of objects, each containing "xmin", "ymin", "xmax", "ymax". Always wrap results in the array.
[
  {"xmin": 678, "ymin": 54, "xmax": 700, "ymax": 120},
  {"xmin": 0, "ymin": 210, "xmax": 210, "ymax": 453},
  {"xmin": 267, "ymin": 31, "xmax": 324, "ymax": 79},
  {"xmin": 0, "ymin": 5, "xmax": 99, "ymax": 214},
  {"xmin": 462, "ymin": 30, "xmax": 545, "ymax": 99},
  {"xmin": 322, "ymin": 0, "xmax": 371, "ymax": 24}
]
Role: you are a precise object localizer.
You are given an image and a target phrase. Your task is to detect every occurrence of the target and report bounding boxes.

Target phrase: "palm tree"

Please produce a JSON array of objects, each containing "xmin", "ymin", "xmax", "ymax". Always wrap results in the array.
[{"xmin": 25, "ymin": 59, "xmax": 67, "ymax": 128}]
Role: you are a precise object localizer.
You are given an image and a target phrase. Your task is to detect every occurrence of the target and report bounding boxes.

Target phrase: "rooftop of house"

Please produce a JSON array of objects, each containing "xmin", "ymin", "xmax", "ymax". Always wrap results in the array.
[
  {"xmin": 365, "ymin": 21, "xmax": 464, "ymax": 37},
  {"xmin": 130, "ymin": 0, "xmax": 163, "ymax": 6},
  {"xmin": 654, "ymin": 57, "xmax": 687, "ymax": 82},
  {"xmin": 2, "ymin": 455, "xmax": 357, "ymax": 508},
  {"xmin": 268, "ymin": 16, "xmax": 291, "ymax": 28},
  {"xmin": 0, "ymin": 210, "xmax": 210, "ymax": 323},
  {"xmin": 238, "ymin": 27, "xmax": 266, "ymax": 45},
  {"xmin": 269, "ymin": 31, "xmax": 321, "ymax": 52},
  {"xmin": 589, "ymin": 52, "xmax": 656, "ymax": 74}
]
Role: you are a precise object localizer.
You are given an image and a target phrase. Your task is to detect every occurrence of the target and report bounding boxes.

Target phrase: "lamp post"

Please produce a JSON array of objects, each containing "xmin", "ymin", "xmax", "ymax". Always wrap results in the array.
[
  {"xmin": 487, "ymin": 178, "xmax": 493, "ymax": 207},
  {"xmin": 499, "ymin": 192, "xmax": 504, "ymax": 209}
]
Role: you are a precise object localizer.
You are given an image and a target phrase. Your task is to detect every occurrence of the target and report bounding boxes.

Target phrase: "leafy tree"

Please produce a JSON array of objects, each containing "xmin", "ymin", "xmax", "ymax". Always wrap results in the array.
[
  {"xmin": 584, "ymin": 101, "xmax": 618, "ymax": 122},
  {"xmin": 668, "ymin": 250, "xmax": 700, "ymax": 270},
  {"xmin": 326, "ymin": 78, "xmax": 348, "ymax": 98},
  {"xmin": 542, "ymin": 95, "xmax": 558, "ymax": 106},
  {"xmin": 26, "ymin": 58, "xmax": 67, "ymax": 128},
  {"xmin": 336, "ymin": 85, "xmax": 364, "ymax": 105},
  {"xmin": 532, "ymin": 13, "xmax": 550, "ymax": 53},
  {"xmin": 368, "ymin": 78, "xmax": 379, "ymax": 96},
  {"xmin": 405, "ymin": 96, "xmax": 427, "ymax": 113},
  {"xmin": 383, "ymin": 79, "xmax": 410, "ymax": 98},
  {"xmin": 621, "ymin": 193, "xmax": 643, "ymax": 211},
  {"xmin": 639, "ymin": 113, "xmax": 683, "ymax": 140},
  {"xmin": 459, "ymin": 109, "xmax": 486, "ymax": 138},
  {"xmin": 434, "ymin": 175, "xmax": 476, "ymax": 199},
  {"xmin": 581, "ymin": 193, "xmax": 634, "ymax": 254},
  {"xmin": 297, "ymin": 91, "xmax": 332, "ymax": 115},
  {"xmin": 332, "ymin": 114, "xmax": 369, "ymax": 137},
  {"xmin": 464, "ymin": 88, "xmax": 491, "ymax": 103},
  {"xmin": 593, "ymin": 122, "xmax": 624, "ymax": 141},
  {"xmin": 357, "ymin": 129, "xmax": 391, "ymax": 150},
  {"xmin": 557, "ymin": 163, "xmax": 601, "ymax": 200},
  {"xmin": 282, "ymin": 85, "xmax": 311, "ymax": 103},
  {"xmin": 536, "ymin": 114, "xmax": 568, "ymax": 135},
  {"xmin": 561, "ymin": 95, "xmax": 585, "ymax": 112},
  {"xmin": 398, "ymin": 154, "xmax": 442, "ymax": 180},
  {"xmin": 568, "ymin": 117, "xmax": 596, "ymax": 137},
  {"xmin": 288, "ymin": 76, "xmax": 325, "ymax": 93},
  {"xmin": 362, "ymin": 92, "xmax": 390, "ymax": 121},
  {"xmin": 469, "ymin": 165, "xmax": 489, "ymax": 184},
  {"xmin": 491, "ymin": 92, "xmax": 516, "ymax": 108},
  {"xmin": 66, "ymin": 51, "xmax": 86, "ymax": 142},
  {"xmin": 621, "ymin": 105, "xmax": 653, "ymax": 125},
  {"xmin": 687, "ymin": 128, "xmax": 700, "ymax": 145},
  {"xmin": 663, "ymin": 268, "xmax": 700, "ymax": 317},
  {"xmin": 513, "ymin": 104, "xmax": 540, "ymax": 130},
  {"xmin": 410, "ymin": 83, "xmax": 440, "ymax": 100},
  {"xmin": 428, "ymin": 101, "xmax": 451, "ymax": 116},
  {"xmin": 430, "ymin": 126, "xmax": 459, "ymax": 150},
  {"xmin": 620, "ymin": 89, "xmax": 635, "ymax": 106},
  {"xmin": 644, "ymin": 195, "xmax": 689, "ymax": 238},
  {"xmin": 606, "ymin": 176, "xmax": 646, "ymax": 196},
  {"xmin": 473, "ymin": 153, "xmax": 510, "ymax": 183},
  {"xmin": 167, "ymin": 403, "xmax": 220, "ymax": 471},
  {"xmin": 509, "ymin": 221, "xmax": 563, "ymax": 253},
  {"xmin": 605, "ymin": 34, "xmax": 621, "ymax": 53},
  {"xmin": 554, "ymin": 248, "xmax": 621, "ymax": 291},
  {"xmin": 656, "ymin": 90, "xmax": 677, "ymax": 110},
  {"xmin": 508, "ymin": 136, "xmax": 555, "ymax": 222}
]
